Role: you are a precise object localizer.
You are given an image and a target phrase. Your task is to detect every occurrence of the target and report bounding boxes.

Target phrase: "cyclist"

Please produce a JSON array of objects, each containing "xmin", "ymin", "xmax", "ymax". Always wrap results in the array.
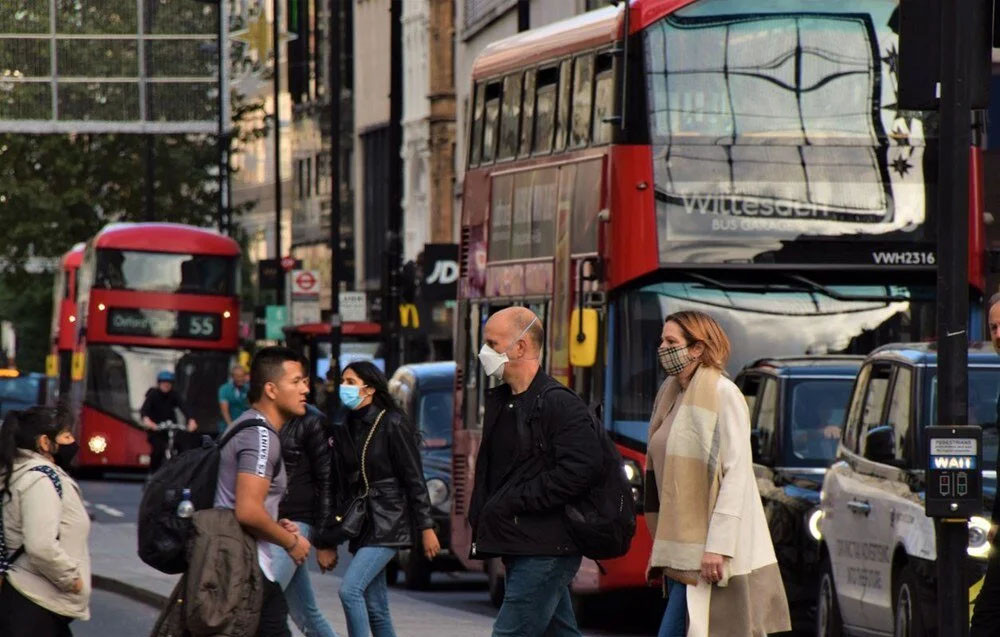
[{"xmin": 140, "ymin": 370, "xmax": 197, "ymax": 473}]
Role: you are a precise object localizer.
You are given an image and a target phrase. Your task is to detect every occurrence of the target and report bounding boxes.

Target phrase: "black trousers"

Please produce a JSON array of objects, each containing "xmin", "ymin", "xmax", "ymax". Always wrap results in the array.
[
  {"xmin": 0, "ymin": 581, "xmax": 73, "ymax": 637},
  {"xmin": 973, "ymin": 551, "xmax": 1000, "ymax": 637},
  {"xmin": 257, "ymin": 577, "xmax": 291, "ymax": 637}
]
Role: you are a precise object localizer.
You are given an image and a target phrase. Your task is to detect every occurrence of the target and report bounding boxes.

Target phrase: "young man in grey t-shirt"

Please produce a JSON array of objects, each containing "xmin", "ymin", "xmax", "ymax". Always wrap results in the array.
[{"xmin": 214, "ymin": 347, "xmax": 311, "ymax": 637}]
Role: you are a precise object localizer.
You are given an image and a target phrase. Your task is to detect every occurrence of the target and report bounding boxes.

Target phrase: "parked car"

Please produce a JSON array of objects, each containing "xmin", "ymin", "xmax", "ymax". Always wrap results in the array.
[
  {"xmin": 735, "ymin": 356, "xmax": 862, "ymax": 629},
  {"xmin": 0, "ymin": 371, "xmax": 49, "ymax": 417},
  {"xmin": 387, "ymin": 361, "xmax": 460, "ymax": 589},
  {"xmin": 816, "ymin": 343, "xmax": 998, "ymax": 637}
]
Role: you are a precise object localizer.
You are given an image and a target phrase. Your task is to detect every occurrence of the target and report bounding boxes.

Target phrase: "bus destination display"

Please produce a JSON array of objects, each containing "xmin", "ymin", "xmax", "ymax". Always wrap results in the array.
[{"xmin": 107, "ymin": 308, "xmax": 221, "ymax": 341}]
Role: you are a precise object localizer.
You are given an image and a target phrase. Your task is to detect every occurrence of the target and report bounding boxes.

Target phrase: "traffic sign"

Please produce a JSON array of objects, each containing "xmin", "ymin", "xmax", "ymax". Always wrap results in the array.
[
  {"xmin": 280, "ymin": 256, "xmax": 299, "ymax": 272},
  {"xmin": 339, "ymin": 292, "xmax": 367, "ymax": 322},
  {"xmin": 265, "ymin": 305, "xmax": 288, "ymax": 341},
  {"xmin": 291, "ymin": 270, "xmax": 319, "ymax": 295}
]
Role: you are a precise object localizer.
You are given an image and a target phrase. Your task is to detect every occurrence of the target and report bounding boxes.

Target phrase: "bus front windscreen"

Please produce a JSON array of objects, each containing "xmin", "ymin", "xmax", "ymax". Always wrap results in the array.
[
  {"xmin": 643, "ymin": 0, "xmax": 937, "ymax": 263},
  {"xmin": 85, "ymin": 344, "xmax": 231, "ymax": 429},
  {"xmin": 610, "ymin": 277, "xmax": 934, "ymax": 444},
  {"xmin": 95, "ymin": 249, "xmax": 237, "ymax": 295}
]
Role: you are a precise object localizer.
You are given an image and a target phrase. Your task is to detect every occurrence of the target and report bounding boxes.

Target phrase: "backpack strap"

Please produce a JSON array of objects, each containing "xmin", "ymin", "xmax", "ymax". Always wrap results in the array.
[
  {"xmin": 0, "ymin": 465, "xmax": 64, "ymax": 576},
  {"xmin": 526, "ymin": 385, "xmax": 578, "ymax": 454},
  {"xmin": 218, "ymin": 417, "xmax": 285, "ymax": 478}
]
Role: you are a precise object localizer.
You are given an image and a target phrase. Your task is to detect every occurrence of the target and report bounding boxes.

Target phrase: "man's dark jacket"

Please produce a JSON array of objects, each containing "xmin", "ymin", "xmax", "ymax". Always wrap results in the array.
[
  {"xmin": 332, "ymin": 403, "xmax": 436, "ymax": 551},
  {"xmin": 279, "ymin": 405, "xmax": 337, "ymax": 548},
  {"xmin": 468, "ymin": 370, "xmax": 603, "ymax": 558}
]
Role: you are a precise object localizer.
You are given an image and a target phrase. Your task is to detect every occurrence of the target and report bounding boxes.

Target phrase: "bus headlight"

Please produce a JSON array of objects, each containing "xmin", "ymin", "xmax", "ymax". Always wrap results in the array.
[
  {"xmin": 623, "ymin": 459, "xmax": 643, "ymax": 505},
  {"xmin": 807, "ymin": 507, "xmax": 824, "ymax": 542},
  {"xmin": 426, "ymin": 478, "xmax": 450, "ymax": 510},
  {"xmin": 968, "ymin": 516, "xmax": 992, "ymax": 559},
  {"xmin": 88, "ymin": 435, "xmax": 107, "ymax": 455}
]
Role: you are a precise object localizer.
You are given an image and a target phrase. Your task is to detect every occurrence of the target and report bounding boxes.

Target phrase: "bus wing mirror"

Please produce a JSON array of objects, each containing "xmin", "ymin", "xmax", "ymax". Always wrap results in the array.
[{"xmin": 569, "ymin": 308, "xmax": 599, "ymax": 368}]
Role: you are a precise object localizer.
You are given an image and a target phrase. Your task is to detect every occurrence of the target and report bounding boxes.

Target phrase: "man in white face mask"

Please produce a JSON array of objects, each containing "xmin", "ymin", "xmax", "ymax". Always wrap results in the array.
[{"xmin": 468, "ymin": 307, "xmax": 603, "ymax": 637}]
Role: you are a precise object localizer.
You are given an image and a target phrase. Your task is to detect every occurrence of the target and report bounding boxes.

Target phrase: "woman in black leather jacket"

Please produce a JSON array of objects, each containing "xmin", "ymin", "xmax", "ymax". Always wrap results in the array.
[{"xmin": 333, "ymin": 361, "xmax": 439, "ymax": 637}]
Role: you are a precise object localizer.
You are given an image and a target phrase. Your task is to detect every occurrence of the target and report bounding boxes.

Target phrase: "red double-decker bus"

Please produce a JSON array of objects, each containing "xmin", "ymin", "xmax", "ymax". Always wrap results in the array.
[
  {"xmin": 59, "ymin": 223, "xmax": 241, "ymax": 470},
  {"xmin": 451, "ymin": 0, "xmax": 986, "ymax": 612},
  {"xmin": 47, "ymin": 243, "xmax": 85, "ymax": 405}
]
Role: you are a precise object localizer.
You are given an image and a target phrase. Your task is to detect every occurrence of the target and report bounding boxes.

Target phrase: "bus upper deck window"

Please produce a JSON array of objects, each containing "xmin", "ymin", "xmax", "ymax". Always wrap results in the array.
[
  {"xmin": 499, "ymin": 74, "xmax": 522, "ymax": 160},
  {"xmin": 555, "ymin": 59, "xmax": 572, "ymax": 152},
  {"xmin": 469, "ymin": 82, "xmax": 486, "ymax": 166},
  {"xmin": 593, "ymin": 52, "xmax": 615, "ymax": 145},
  {"xmin": 570, "ymin": 54, "xmax": 594, "ymax": 149},
  {"xmin": 481, "ymin": 81, "xmax": 502, "ymax": 163},
  {"xmin": 533, "ymin": 67, "xmax": 558, "ymax": 155},
  {"xmin": 519, "ymin": 70, "xmax": 536, "ymax": 157}
]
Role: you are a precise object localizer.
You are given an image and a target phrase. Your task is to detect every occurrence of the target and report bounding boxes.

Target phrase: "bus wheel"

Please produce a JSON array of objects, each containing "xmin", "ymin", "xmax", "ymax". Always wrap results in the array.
[
  {"xmin": 487, "ymin": 558, "xmax": 505, "ymax": 608},
  {"xmin": 816, "ymin": 556, "xmax": 843, "ymax": 637},
  {"xmin": 893, "ymin": 564, "xmax": 925, "ymax": 637}
]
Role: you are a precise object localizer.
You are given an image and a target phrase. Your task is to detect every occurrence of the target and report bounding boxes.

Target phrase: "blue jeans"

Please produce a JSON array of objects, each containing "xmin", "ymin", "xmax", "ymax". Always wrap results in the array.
[
  {"xmin": 658, "ymin": 579, "xmax": 687, "ymax": 637},
  {"xmin": 492, "ymin": 555, "xmax": 583, "ymax": 637},
  {"xmin": 338, "ymin": 546, "xmax": 398, "ymax": 637},
  {"xmin": 270, "ymin": 522, "xmax": 340, "ymax": 637}
]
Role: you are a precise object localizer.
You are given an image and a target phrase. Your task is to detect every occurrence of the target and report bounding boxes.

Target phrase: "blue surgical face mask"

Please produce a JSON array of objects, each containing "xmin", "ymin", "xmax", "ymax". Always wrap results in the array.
[{"xmin": 339, "ymin": 384, "xmax": 365, "ymax": 410}]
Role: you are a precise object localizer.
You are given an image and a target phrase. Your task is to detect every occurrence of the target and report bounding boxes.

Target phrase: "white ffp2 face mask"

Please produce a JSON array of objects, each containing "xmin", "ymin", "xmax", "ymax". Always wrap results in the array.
[{"xmin": 478, "ymin": 316, "xmax": 538, "ymax": 382}]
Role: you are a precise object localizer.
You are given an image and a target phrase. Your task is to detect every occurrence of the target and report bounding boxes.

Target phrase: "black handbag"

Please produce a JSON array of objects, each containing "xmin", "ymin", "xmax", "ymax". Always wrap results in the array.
[{"xmin": 332, "ymin": 409, "xmax": 386, "ymax": 540}]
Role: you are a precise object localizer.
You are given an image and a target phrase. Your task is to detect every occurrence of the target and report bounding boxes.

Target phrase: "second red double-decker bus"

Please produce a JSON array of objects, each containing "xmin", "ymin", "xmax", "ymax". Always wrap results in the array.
[
  {"xmin": 47, "ymin": 242, "xmax": 85, "ymax": 406},
  {"xmin": 60, "ymin": 223, "xmax": 241, "ymax": 470},
  {"xmin": 451, "ymin": 0, "xmax": 987, "ymax": 616}
]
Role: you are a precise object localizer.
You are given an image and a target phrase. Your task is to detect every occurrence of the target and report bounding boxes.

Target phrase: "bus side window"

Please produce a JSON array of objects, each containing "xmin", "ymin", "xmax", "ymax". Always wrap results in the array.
[
  {"xmin": 519, "ymin": 69, "xmax": 536, "ymax": 157},
  {"xmin": 481, "ymin": 81, "xmax": 502, "ymax": 163},
  {"xmin": 592, "ymin": 52, "xmax": 615, "ymax": 145},
  {"xmin": 533, "ymin": 67, "xmax": 558, "ymax": 154},
  {"xmin": 570, "ymin": 53, "xmax": 594, "ymax": 149},
  {"xmin": 470, "ymin": 82, "xmax": 485, "ymax": 166},
  {"xmin": 571, "ymin": 159, "xmax": 602, "ymax": 255},
  {"xmin": 555, "ymin": 59, "xmax": 572, "ymax": 152},
  {"xmin": 499, "ymin": 74, "xmax": 522, "ymax": 160}
]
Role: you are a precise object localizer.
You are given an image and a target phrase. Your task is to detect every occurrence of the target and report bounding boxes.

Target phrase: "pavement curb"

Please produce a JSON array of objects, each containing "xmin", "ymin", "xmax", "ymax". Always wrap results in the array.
[{"xmin": 92, "ymin": 573, "xmax": 168, "ymax": 610}]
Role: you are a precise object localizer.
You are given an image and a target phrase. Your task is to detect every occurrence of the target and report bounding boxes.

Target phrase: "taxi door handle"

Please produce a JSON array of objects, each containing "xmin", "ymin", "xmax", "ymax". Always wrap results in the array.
[{"xmin": 847, "ymin": 500, "xmax": 871, "ymax": 515}]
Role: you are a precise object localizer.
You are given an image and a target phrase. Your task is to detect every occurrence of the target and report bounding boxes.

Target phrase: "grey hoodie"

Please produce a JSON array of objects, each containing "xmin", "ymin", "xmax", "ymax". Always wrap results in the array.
[{"xmin": 2, "ymin": 450, "xmax": 91, "ymax": 619}]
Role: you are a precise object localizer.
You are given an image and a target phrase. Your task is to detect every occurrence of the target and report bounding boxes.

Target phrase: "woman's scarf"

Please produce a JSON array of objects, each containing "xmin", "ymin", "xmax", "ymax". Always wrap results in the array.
[{"xmin": 647, "ymin": 364, "xmax": 722, "ymax": 584}]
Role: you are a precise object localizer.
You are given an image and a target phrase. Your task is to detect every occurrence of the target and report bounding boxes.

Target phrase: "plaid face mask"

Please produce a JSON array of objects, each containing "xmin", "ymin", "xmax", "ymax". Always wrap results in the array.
[{"xmin": 658, "ymin": 344, "xmax": 692, "ymax": 375}]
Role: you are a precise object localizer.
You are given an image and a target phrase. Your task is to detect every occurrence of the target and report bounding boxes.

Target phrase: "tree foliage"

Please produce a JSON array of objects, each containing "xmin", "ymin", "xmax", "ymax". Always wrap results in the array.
[{"xmin": 0, "ymin": 98, "xmax": 267, "ymax": 371}]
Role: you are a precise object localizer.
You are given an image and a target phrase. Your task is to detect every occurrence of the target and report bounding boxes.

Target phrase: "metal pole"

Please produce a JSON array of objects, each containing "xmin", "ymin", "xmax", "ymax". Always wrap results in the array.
[
  {"xmin": 217, "ymin": 2, "xmax": 226, "ymax": 234},
  {"xmin": 328, "ymin": 0, "xmax": 342, "ymax": 413},
  {"xmin": 935, "ymin": 0, "xmax": 973, "ymax": 634},
  {"xmin": 383, "ymin": 0, "xmax": 403, "ymax": 374},
  {"xmin": 273, "ymin": 0, "xmax": 283, "ymax": 259},
  {"xmin": 144, "ymin": 134, "xmax": 155, "ymax": 221}
]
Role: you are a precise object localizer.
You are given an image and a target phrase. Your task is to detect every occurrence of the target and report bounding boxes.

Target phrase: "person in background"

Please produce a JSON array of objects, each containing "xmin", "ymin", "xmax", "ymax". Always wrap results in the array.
[
  {"xmin": 970, "ymin": 292, "xmax": 1000, "ymax": 636},
  {"xmin": 0, "ymin": 408, "xmax": 91, "ymax": 637},
  {"xmin": 140, "ymin": 370, "xmax": 197, "ymax": 473},
  {"xmin": 214, "ymin": 346, "xmax": 312, "ymax": 637},
  {"xmin": 334, "ymin": 361, "xmax": 440, "ymax": 637},
  {"xmin": 270, "ymin": 402, "xmax": 341, "ymax": 637},
  {"xmin": 218, "ymin": 364, "xmax": 251, "ymax": 434},
  {"xmin": 645, "ymin": 310, "xmax": 789, "ymax": 636}
]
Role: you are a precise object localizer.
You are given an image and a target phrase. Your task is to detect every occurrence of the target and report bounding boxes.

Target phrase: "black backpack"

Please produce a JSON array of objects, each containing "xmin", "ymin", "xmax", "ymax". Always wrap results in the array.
[
  {"xmin": 137, "ymin": 419, "xmax": 270, "ymax": 574},
  {"xmin": 532, "ymin": 386, "xmax": 637, "ymax": 561}
]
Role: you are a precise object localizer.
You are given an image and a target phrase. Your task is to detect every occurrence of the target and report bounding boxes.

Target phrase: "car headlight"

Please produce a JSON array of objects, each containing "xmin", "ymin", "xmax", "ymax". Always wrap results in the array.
[
  {"xmin": 968, "ymin": 516, "xmax": 992, "ymax": 559},
  {"xmin": 622, "ymin": 459, "xmax": 643, "ymax": 505},
  {"xmin": 88, "ymin": 435, "xmax": 107, "ymax": 455},
  {"xmin": 426, "ymin": 477, "xmax": 450, "ymax": 509},
  {"xmin": 806, "ymin": 507, "xmax": 823, "ymax": 542}
]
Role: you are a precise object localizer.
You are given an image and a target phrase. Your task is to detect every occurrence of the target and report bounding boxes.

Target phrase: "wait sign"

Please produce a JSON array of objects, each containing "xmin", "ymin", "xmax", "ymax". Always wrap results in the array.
[{"xmin": 926, "ymin": 426, "xmax": 982, "ymax": 518}]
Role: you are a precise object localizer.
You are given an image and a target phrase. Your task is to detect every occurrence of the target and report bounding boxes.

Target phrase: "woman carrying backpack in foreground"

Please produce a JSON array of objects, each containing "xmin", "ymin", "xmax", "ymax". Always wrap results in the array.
[{"xmin": 0, "ymin": 407, "xmax": 91, "ymax": 637}]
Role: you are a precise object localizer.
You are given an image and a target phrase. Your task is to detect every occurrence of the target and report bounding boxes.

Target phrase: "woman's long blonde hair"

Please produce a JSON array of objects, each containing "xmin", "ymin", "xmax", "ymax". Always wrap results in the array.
[{"xmin": 664, "ymin": 310, "xmax": 731, "ymax": 370}]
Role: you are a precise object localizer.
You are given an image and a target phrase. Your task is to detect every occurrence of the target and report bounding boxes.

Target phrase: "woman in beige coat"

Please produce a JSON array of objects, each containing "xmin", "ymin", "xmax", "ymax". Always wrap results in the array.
[
  {"xmin": 0, "ymin": 407, "xmax": 91, "ymax": 636},
  {"xmin": 645, "ymin": 310, "xmax": 790, "ymax": 637}
]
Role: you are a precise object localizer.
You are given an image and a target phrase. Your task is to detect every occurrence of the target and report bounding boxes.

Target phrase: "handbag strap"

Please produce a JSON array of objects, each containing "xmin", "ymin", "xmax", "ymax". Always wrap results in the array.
[{"xmin": 359, "ymin": 409, "xmax": 386, "ymax": 497}]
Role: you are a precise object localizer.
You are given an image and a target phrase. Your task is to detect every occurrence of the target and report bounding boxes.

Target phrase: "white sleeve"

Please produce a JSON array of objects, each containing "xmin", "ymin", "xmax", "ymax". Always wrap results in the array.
[{"xmin": 705, "ymin": 380, "xmax": 754, "ymax": 557}]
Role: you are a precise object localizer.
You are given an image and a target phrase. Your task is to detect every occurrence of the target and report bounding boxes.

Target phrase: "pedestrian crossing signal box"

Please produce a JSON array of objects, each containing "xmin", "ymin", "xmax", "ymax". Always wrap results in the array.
[{"xmin": 926, "ymin": 425, "xmax": 982, "ymax": 518}]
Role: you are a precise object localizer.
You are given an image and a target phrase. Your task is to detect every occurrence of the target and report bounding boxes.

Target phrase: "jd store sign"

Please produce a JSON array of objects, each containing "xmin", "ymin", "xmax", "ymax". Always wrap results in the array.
[{"xmin": 421, "ymin": 243, "xmax": 459, "ymax": 302}]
